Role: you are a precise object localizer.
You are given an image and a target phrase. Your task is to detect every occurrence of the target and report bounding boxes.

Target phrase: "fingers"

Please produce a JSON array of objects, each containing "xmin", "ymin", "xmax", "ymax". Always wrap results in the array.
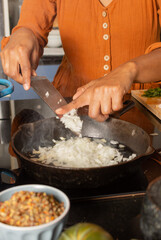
[
  {"xmin": 89, "ymin": 98, "xmax": 109, "ymax": 122},
  {"xmin": 88, "ymin": 88, "xmax": 110, "ymax": 122},
  {"xmin": 0, "ymin": 27, "xmax": 39, "ymax": 90},
  {"xmin": 73, "ymin": 80, "xmax": 96, "ymax": 100},
  {"xmin": 1, "ymin": 47, "xmax": 32, "ymax": 90},
  {"xmin": 56, "ymin": 88, "xmax": 110, "ymax": 122},
  {"xmin": 56, "ymin": 76, "xmax": 125, "ymax": 122},
  {"xmin": 31, "ymin": 69, "xmax": 37, "ymax": 76},
  {"xmin": 56, "ymin": 91, "xmax": 91, "ymax": 115},
  {"xmin": 56, "ymin": 89, "xmax": 123, "ymax": 122},
  {"xmin": 73, "ymin": 87, "xmax": 85, "ymax": 100},
  {"xmin": 101, "ymin": 90, "xmax": 112, "ymax": 116},
  {"xmin": 1, "ymin": 50, "xmax": 23, "ymax": 83},
  {"xmin": 18, "ymin": 48, "xmax": 32, "ymax": 90},
  {"xmin": 111, "ymin": 92, "xmax": 123, "ymax": 112},
  {"xmin": 94, "ymin": 114, "xmax": 109, "ymax": 122},
  {"xmin": 88, "ymin": 89, "xmax": 102, "ymax": 120}
]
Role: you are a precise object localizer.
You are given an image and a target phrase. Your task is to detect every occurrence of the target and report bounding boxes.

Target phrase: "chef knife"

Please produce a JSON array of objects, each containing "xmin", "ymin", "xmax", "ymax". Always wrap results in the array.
[{"xmin": 30, "ymin": 76, "xmax": 67, "ymax": 113}]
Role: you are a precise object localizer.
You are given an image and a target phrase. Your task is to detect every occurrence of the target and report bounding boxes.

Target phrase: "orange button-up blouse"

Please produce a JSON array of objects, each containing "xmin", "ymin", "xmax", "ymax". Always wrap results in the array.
[{"xmin": 1, "ymin": 0, "xmax": 161, "ymax": 97}]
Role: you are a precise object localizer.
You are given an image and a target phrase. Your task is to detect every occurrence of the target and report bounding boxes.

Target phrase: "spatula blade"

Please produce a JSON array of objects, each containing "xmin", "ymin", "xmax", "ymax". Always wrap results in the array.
[{"xmin": 30, "ymin": 76, "xmax": 67, "ymax": 113}]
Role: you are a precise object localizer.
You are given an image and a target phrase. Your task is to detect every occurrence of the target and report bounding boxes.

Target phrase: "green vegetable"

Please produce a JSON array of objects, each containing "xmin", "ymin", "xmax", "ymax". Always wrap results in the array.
[
  {"xmin": 142, "ymin": 87, "xmax": 161, "ymax": 98},
  {"xmin": 58, "ymin": 223, "xmax": 114, "ymax": 240}
]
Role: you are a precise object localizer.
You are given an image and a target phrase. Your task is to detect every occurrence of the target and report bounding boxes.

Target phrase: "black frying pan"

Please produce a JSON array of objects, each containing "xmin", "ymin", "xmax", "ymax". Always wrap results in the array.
[{"xmin": 11, "ymin": 110, "xmax": 154, "ymax": 189}]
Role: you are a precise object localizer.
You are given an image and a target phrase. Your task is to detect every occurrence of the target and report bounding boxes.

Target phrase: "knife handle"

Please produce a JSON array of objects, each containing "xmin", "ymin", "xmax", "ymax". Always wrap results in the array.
[
  {"xmin": 110, "ymin": 100, "xmax": 135, "ymax": 118},
  {"xmin": 119, "ymin": 100, "xmax": 135, "ymax": 116}
]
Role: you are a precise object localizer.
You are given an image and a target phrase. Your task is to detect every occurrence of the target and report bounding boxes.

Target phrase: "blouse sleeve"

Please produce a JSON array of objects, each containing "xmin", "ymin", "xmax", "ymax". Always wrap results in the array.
[
  {"xmin": 1, "ymin": 0, "xmax": 57, "ymax": 50},
  {"xmin": 145, "ymin": 0, "xmax": 161, "ymax": 54}
]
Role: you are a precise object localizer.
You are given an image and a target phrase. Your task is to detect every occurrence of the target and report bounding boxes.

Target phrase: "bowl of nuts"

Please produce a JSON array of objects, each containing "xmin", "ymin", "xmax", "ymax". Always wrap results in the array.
[{"xmin": 0, "ymin": 184, "xmax": 70, "ymax": 240}]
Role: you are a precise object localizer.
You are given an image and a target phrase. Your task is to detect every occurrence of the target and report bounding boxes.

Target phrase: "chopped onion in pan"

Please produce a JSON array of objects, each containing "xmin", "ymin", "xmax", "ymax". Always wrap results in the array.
[{"xmin": 32, "ymin": 137, "xmax": 137, "ymax": 168}]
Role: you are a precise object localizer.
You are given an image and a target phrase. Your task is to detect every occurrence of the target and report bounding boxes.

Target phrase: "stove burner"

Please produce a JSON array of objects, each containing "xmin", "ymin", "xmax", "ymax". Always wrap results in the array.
[{"xmin": 1, "ymin": 156, "xmax": 161, "ymax": 240}]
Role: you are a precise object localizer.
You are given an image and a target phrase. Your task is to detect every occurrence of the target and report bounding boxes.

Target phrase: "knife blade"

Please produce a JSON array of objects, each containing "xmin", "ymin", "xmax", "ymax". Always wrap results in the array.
[{"xmin": 30, "ymin": 76, "xmax": 67, "ymax": 113}]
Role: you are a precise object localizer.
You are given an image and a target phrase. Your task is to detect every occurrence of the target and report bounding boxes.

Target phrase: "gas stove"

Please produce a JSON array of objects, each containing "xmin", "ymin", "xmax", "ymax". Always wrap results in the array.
[
  {"xmin": 1, "ymin": 154, "xmax": 161, "ymax": 240},
  {"xmin": 0, "ymin": 98, "xmax": 161, "ymax": 239},
  {"xmin": 66, "ymin": 155, "xmax": 161, "ymax": 240}
]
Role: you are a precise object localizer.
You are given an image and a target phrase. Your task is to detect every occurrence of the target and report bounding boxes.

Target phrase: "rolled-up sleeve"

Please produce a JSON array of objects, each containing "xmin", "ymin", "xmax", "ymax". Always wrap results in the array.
[
  {"xmin": 145, "ymin": 0, "xmax": 161, "ymax": 54},
  {"xmin": 1, "ymin": 0, "xmax": 57, "ymax": 50}
]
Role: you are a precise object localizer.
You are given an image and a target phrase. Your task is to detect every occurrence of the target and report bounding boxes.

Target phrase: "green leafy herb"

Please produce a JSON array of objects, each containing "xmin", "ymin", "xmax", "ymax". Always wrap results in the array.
[{"xmin": 142, "ymin": 87, "xmax": 161, "ymax": 98}]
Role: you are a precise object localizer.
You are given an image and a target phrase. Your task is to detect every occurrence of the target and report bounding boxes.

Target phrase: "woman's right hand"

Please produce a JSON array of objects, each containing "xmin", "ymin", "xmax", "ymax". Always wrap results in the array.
[{"xmin": 0, "ymin": 28, "xmax": 41, "ymax": 90}]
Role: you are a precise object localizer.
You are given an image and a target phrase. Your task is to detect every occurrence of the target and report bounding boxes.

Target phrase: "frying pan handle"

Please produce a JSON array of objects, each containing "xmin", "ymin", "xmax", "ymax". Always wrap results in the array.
[
  {"xmin": 0, "ymin": 79, "xmax": 14, "ymax": 98},
  {"xmin": 151, "ymin": 149, "xmax": 161, "ymax": 165}
]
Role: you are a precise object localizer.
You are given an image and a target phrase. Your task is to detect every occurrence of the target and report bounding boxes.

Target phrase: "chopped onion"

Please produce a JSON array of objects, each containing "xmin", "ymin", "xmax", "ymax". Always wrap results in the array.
[{"xmin": 32, "ymin": 137, "xmax": 136, "ymax": 168}]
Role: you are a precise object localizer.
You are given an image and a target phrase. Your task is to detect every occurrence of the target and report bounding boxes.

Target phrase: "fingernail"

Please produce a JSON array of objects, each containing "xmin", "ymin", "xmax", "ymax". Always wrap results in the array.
[
  {"xmin": 55, "ymin": 108, "xmax": 63, "ymax": 114},
  {"xmin": 73, "ymin": 93, "xmax": 80, "ymax": 100},
  {"xmin": 73, "ymin": 95, "xmax": 76, "ymax": 100},
  {"xmin": 32, "ymin": 70, "xmax": 37, "ymax": 76},
  {"xmin": 23, "ymin": 84, "xmax": 29, "ymax": 90},
  {"xmin": 33, "ymin": 72, "xmax": 37, "ymax": 76}
]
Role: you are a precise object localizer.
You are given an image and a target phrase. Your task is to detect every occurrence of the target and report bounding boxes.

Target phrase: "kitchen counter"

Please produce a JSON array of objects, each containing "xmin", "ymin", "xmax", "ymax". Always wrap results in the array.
[{"xmin": 132, "ymin": 96, "xmax": 161, "ymax": 133}]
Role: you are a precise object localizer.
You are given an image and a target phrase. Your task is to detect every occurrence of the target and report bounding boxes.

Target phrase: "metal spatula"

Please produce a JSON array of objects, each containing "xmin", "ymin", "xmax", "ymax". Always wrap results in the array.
[
  {"xmin": 30, "ymin": 76, "xmax": 81, "ymax": 136},
  {"xmin": 30, "ymin": 76, "xmax": 67, "ymax": 114}
]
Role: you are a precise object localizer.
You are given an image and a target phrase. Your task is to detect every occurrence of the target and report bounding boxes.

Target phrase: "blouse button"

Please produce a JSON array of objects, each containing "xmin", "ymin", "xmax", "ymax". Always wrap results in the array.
[
  {"xmin": 103, "ymin": 23, "xmax": 108, "ymax": 29},
  {"xmin": 104, "ymin": 55, "xmax": 110, "ymax": 61},
  {"xmin": 102, "ymin": 11, "xmax": 107, "ymax": 17},
  {"xmin": 104, "ymin": 65, "xmax": 109, "ymax": 71},
  {"xmin": 103, "ymin": 34, "xmax": 109, "ymax": 40}
]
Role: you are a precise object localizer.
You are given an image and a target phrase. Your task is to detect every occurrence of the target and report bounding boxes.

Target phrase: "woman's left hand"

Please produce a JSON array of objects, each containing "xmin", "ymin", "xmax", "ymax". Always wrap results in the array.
[{"xmin": 56, "ymin": 62, "xmax": 137, "ymax": 122}]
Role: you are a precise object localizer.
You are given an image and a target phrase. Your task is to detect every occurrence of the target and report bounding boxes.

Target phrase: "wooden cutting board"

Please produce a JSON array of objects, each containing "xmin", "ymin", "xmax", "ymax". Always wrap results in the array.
[{"xmin": 131, "ymin": 90, "xmax": 161, "ymax": 120}]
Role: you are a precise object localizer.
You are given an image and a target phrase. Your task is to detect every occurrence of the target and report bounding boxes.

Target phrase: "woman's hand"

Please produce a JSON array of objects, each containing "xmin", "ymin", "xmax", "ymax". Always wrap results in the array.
[
  {"xmin": 56, "ymin": 62, "xmax": 137, "ymax": 122},
  {"xmin": 0, "ymin": 28, "xmax": 41, "ymax": 90}
]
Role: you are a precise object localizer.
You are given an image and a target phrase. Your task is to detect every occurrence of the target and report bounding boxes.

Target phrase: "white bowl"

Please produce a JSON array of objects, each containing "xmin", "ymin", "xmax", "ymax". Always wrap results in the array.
[
  {"xmin": 0, "ymin": 184, "xmax": 70, "ymax": 240},
  {"xmin": 49, "ymin": 29, "xmax": 60, "ymax": 36},
  {"xmin": 47, "ymin": 30, "xmax": 62, "ymax": 48}
]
